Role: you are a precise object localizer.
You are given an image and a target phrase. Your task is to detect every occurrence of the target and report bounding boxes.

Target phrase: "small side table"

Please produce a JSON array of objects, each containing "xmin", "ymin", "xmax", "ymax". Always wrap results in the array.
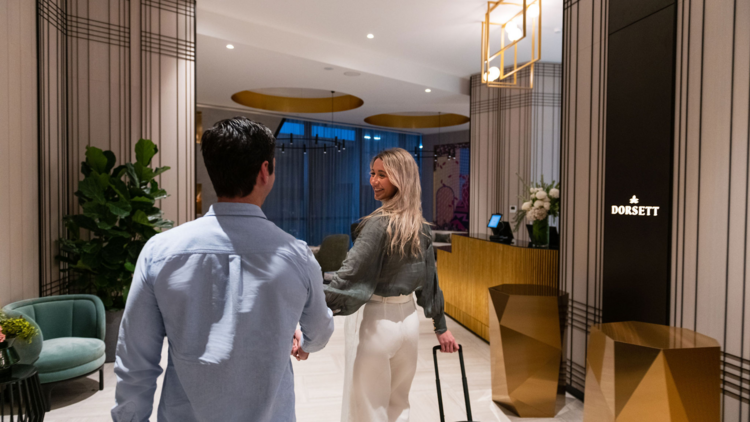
[
  {"xmin": 584, "ymin": 321, "xmax": 720, "ymax": 422},
  {"xmin": 0, "ymin": 364, "xmax": 46, "ymax": 421},
  {"xmin": 489, "ymin": 284, "xmax": 568, "ymax": 417}
]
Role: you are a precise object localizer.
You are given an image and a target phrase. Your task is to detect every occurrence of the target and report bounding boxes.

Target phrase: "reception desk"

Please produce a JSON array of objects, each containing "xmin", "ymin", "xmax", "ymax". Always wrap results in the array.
[{"xmin": 436, "ymin": 234, "xmax": 559, "ymax": 341}]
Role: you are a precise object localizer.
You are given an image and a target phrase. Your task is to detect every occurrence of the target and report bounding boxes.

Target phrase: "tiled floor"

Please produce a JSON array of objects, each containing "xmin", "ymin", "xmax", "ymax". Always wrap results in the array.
[{"xmin": 45, "ymin": 310, "xmax": 583, "ymax": 421}]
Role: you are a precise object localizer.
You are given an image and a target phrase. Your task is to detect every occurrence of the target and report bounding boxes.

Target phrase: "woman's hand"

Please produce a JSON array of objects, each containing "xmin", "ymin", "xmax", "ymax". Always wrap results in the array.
[{"xmin": 436, "ymin": 330, "xmax": 459, "ymax": 353}]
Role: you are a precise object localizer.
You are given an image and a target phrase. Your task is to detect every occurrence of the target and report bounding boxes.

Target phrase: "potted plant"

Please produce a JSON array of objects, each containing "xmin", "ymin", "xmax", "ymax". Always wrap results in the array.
[
  {"xmin": 512, "ymin": 175, "xmax": 561, "ymax": 247},
  {"xmin": 57, "ymin": 139, "xmax": 173, "ymax": 361},
  {"xmin": 0, "ymin": 313, "xmax": 40, "ymax": 378}
]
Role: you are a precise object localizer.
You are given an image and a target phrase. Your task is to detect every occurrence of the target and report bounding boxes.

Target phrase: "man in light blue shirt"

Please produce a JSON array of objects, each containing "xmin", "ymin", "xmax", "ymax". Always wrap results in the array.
[{"xmin": 112, "ymin": 117, "xmax": 334, "ymax": 422}]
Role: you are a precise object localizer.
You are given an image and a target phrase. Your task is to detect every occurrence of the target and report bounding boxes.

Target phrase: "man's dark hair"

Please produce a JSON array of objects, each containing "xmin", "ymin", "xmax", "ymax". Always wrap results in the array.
[{"xmin": 201, "ymin": 117, "xmax": 276, "ymax": 198}]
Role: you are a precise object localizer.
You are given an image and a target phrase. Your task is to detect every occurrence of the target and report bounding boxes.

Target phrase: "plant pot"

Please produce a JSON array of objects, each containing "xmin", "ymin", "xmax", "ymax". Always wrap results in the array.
[
  {"xmin": 531, "ymin": 216, "xmax": 550, "ymax": 248},
  {"xmin": 105, "ymin": 309, "xmax": 124, "ymax": 363},
  {"xmin": 0, "ymin": 341, "xmax": 20, "ymax": 379}
]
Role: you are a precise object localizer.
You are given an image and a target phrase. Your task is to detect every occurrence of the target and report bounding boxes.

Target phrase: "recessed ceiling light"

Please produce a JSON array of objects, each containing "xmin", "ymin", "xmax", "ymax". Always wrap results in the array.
[
  {"xmin": 226, "ymin": 44, "xmax": 234, "ymax": 49},
  {"xmin": 425, "ymin": 88, "xmax": 432, "ymax": 93},
  {"xmin": 344, "ymin": 71, "xmax": 361, "ymax": 77},
  {"xmin": 367, "ymin": 34, "xmax": 374, "ymax": 39}
]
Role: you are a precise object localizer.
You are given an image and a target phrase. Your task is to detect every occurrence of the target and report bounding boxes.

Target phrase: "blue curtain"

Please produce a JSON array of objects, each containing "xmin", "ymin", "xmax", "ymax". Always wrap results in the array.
[{"xmin": 262, "ymin": 119, "xmax": 422, "ymax": 246}]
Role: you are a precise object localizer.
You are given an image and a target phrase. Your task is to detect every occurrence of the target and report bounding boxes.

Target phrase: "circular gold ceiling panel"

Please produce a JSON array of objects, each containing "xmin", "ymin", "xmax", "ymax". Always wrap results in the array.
[
  {"xmin": 364, "ymin": 113, "xmax": 470, "ymax": 129},
  {"xmin": 231, "ymin": 89, "xmax": 364, "ymax": 113}
]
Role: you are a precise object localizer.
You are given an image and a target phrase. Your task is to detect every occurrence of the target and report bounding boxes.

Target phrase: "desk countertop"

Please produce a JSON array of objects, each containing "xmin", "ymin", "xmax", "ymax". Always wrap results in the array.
[{"xmin": 437, "ymin": 233, "xmax": 559, "ymax": 253}]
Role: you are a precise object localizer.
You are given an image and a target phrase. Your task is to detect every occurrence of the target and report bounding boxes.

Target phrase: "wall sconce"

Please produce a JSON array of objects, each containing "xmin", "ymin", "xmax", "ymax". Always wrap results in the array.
[{"xmin": 481, "ymin": 0, "xmax": 541, "ymax": 89}]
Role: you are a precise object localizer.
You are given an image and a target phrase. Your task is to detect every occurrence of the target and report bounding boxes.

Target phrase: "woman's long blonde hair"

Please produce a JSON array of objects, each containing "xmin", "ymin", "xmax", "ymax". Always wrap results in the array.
[{"xmin": 362, "ymin": 148, "xmax": 427, "ymax": 258}]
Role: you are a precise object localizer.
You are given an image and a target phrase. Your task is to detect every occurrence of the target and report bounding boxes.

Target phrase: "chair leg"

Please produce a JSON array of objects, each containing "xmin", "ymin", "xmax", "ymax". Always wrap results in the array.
[
  {"xmin": 41, "ymin": 384, "xmax": 53, "ymax": 412},
  {"xmin": 99, "ymin": 368, "xmax": 104, "ymax": 391}
]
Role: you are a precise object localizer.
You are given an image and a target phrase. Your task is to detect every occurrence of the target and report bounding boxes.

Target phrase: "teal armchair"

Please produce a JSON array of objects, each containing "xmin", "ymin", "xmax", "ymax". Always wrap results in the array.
[{"xmin": 3, "ymin": 294, "xmax": 106, "ymax": 407}]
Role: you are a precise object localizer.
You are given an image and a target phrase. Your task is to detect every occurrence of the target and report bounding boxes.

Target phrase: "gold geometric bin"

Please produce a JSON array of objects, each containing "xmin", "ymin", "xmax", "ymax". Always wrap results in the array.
[
  {"xmin": 584, "ymin": 321, "xmax": 720, "ymax": 422},
  {"xmin": 489, "ymin": 284, "xmax": 568, "ymax": 417}
]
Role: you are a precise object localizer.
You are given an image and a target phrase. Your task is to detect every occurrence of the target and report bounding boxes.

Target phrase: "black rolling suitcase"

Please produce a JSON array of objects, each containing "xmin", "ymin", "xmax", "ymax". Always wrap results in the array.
[{"xmin": 432, "ymin": 345, "xmax": 476, "ymax": 422}]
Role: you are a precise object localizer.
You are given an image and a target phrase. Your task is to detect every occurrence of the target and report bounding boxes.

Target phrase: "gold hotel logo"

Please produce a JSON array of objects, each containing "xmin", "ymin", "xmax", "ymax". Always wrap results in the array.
[{"xmin": 611, "ymin": 195, "xmax": 660, "ymax": 216}]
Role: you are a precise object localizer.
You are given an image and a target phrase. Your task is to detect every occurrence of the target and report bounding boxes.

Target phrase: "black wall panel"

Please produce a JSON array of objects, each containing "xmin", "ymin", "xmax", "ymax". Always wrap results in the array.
[{"xmin": 603, "ymin": 2, "xmax": 677, "ymax": 324}]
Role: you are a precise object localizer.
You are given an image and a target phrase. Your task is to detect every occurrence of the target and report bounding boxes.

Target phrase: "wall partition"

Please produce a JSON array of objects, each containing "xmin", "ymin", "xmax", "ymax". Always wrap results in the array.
[
  {"xmin": 469, "ymin": 62, "xmax": 562, "ymax": 242},
  {"xmin": 0, "ymin": 0, "xmax": 39, "ymax": 307},
  {"xmin": 560, "ymin": 0, "xmax": 609, "ymax": 396},
  {"xmin": 266, "ymin": 119, "xmax": 421, "ymax": 246},
  {"xmin": 37, "ymin": 0, "xmax": 196, "ymax": 296},
  {"xmin": 562, "ymin": 0, "xmax": 750, "ymax": 417}
]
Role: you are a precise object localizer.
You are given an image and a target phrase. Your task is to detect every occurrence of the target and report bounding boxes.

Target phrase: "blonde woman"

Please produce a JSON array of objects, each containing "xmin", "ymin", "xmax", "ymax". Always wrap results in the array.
[{"xmin": 324, "ymin": 148, "xmax": 458, "ymax": 422}]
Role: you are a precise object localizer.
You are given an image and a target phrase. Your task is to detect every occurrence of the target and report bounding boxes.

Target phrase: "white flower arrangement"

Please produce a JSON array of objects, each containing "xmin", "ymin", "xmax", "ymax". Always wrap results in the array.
[{"xmin": 512, "ymin": 175, "xmax": 561, "ymax": 233}]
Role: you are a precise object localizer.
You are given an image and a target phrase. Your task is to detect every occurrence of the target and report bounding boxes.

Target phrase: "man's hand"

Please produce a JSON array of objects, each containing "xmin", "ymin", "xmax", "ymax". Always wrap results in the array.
[
  {"xmin": 436, "ymin": 330, "xmax": 459, "ymax": 353},
  {"xmin": 291, "ymin": 329, "xmax": 310, "ymax": 361}
]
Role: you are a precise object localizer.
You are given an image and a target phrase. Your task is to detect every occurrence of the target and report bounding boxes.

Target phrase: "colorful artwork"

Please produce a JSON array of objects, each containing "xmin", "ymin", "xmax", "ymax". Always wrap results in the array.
[{"xmin": 433, "ymin": 143, "xmax": 470, "ymax": 231}]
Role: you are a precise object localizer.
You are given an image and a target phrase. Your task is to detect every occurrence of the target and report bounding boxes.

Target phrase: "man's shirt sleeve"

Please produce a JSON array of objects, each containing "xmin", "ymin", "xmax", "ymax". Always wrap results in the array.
[
  {"xmin": 111, "ymin": 241, "xmax": 166, "ymax": 422},
  {"xmin": 297, "ymin": 245, "xmax": 334, "ymax": 354}
]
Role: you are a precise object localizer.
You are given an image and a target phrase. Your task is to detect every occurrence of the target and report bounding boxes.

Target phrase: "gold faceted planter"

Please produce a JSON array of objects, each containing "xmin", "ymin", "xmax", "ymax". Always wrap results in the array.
[
  {"xmin": 584, "ymin": 321, "xmax": 720, "ymax": 422},
  {"xmin": 489, "ymin": 284, "xmax": 568, "ymax": 417}
]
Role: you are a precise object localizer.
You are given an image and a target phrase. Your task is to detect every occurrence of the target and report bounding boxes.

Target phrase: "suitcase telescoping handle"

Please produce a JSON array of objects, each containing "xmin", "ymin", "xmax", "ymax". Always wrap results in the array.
[{"xmin": 433, "ymin": 345, "xmax": 473, "ymax": 422}]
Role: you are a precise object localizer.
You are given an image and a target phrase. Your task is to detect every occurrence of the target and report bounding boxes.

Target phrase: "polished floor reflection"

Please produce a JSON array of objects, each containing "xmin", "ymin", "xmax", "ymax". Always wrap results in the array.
[{"xmin": 44, "ymin": 309, "xmax": 583, "ymax": 422}]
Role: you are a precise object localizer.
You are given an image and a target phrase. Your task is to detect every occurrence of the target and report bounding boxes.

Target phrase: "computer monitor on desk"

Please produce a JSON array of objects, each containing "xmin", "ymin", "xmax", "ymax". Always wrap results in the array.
[{"xmin": 488, "ymin": 213, "xmax": 513, "ymax": 244}]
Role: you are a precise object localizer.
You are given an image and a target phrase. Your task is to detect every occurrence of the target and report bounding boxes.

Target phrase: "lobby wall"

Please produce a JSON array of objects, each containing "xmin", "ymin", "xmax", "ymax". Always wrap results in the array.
[
  {"xmin": 37, "ymin": 0, "xmax": 196, "ymax": 295},
  {"xmin": 0, "ymin": 0, "xmax": 39, "ymax": 306},
  {"xmin": 670, "ymin": 0, "xmax": 750, "ymax": 416},
  {"xmin": 469, "ymin": 62, "xmax": 562, "ymax": 242},
  {"xmin": 562, "ymin": 0, "xmax": 750, "ymax": 417}
]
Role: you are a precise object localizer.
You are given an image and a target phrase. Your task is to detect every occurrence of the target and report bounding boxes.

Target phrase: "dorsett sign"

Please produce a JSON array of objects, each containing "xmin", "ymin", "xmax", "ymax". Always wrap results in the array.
[{"xmin": 611, "ymin": 195, "xmax": 660, "ymax": 216}]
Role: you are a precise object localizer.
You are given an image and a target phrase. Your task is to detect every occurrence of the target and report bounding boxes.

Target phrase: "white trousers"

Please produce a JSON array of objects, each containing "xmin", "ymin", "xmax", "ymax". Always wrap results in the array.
[{"xmin": 341, "ymin": 294, "xmax": 420, "ymax": 422}]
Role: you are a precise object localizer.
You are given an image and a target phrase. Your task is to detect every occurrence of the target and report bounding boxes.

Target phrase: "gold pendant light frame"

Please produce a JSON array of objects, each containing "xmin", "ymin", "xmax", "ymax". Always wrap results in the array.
[{"xmin": 481, "ymin": 0, "xmax": 542, "ymax": 89}]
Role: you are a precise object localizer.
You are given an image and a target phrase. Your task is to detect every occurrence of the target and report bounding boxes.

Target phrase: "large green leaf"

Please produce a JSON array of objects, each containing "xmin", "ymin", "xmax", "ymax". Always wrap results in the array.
[
  {"xmin": 108, "ymin": 200, "xmax": 132, "ymax": 219},
  {"xmin": 125, "ymin": 163, "xmax": 140, "ymax": 187},
  {"xmin": 134, "ymin": 162, "xmax": 155, "ymax": 184},
  {"xmin": 82, "ymin": 242, "xmax": 102, "ymax": 255},
  {"xmin": 104, "ymin": 151, "xmax": 117, "ymax": 174},
  {"xmin": 72, "ymin": 215, "xmax": 100, "ymax": 232},
  {"xmin": 78, "ymin": 177, "xmax": 107, "ymax": 204},
  {"xmin": 124, "ymin": 262, "xmax": 136, "ymax": 273},
  {"xmin": 131, "ymin": 196, "xmax": 155, "ymax": 207},
  {"xmin": 132, "ymin": 210, "xmax": 153, "ymax": 226},
  {"xmin": 150, "ymin": 179, "xmax": 168, "ymax": 200},
  {"xmin": 110, "ymin": 178, "xmax": 131, "ymax": 201},
  {"xmin": 109, "ymin": 228, "xmax": 132, "ymax": 238},
  {"xmin": 111, "ymin": 165, "xmax": 128, "ymax": 179},
  {"xmin": 152, "ymin": 166, "xmax": 171, "ymax": 178},
  {"xmin": 135, "ymin": 139, "xmax": 157, "ymax": 166},
  {"xmin": 81, "ymin": 252, "xmax": 99, "ymax": 269},
  {"xmin": 73, "ymin": 259, "xmax": 93, "ymax": 271},
  {"xmin": 86, "ymin": 146, "xmax": 108, "ymax": 174},
  {"xmin": 153, "ymin": 219, "xmax": 174, "ymax": 229}
]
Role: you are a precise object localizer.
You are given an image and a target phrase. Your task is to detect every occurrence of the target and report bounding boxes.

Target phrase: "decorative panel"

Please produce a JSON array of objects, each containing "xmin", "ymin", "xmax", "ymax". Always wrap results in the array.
[
  {"xmin": 0, "ymin": 0, "xmax": 39, "ymax": 306},
  {"xmin": 670, "ymin": 0, "xmax": 750, "ymax": 418},
  {"xmin": 469, "ymin": 63, "xmax": 562, "ymax": 242},
  {"xmin": 560, "ymin": 0, "xmax": 609, "ymax": 396},
  {"xmin": 37, "ymin": 0, "xmax": 195, "ymax": 296}
]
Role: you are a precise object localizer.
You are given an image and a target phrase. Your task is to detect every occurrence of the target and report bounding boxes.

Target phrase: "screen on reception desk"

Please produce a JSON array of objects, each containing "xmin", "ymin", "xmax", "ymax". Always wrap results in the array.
[{"xmin": 487, "ymin": 214, "xmax": 502, "ymax": 228}]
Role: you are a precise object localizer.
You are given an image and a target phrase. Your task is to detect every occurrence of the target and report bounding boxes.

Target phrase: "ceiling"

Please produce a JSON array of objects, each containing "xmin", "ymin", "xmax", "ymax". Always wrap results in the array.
[{"xmin": 196, "ymin": 0, "xmax": 564, "ymax": 134}]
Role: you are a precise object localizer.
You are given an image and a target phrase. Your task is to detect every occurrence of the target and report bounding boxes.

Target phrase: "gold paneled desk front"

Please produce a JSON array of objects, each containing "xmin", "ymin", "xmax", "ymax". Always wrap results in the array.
[
  {"xmin": 436, "ymin": 234, "xmax": 559, "ymax": 341},
  {"xmin": 584, "ymin": 321, "xmax": 721, "ymax": 422},
  {"xmin": 489, "ymin": 284, "xmax": 569, "ymax": 417}
]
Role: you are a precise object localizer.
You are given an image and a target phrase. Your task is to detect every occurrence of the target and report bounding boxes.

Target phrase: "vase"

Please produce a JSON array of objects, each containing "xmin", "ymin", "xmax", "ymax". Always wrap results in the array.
[
  {"xmin": 531, "ymin": 216, "xmax": 550, "ymax": 247},
  {"xmin": 0, "ymin": 340, "xmax": 20, "ymax": 379}
]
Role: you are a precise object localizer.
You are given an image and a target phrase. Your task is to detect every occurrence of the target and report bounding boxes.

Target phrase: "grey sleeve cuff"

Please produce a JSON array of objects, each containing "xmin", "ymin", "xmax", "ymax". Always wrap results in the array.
[{"xmin": 433, "ymin": 313, "xmax": 447, "ymax": 334}]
